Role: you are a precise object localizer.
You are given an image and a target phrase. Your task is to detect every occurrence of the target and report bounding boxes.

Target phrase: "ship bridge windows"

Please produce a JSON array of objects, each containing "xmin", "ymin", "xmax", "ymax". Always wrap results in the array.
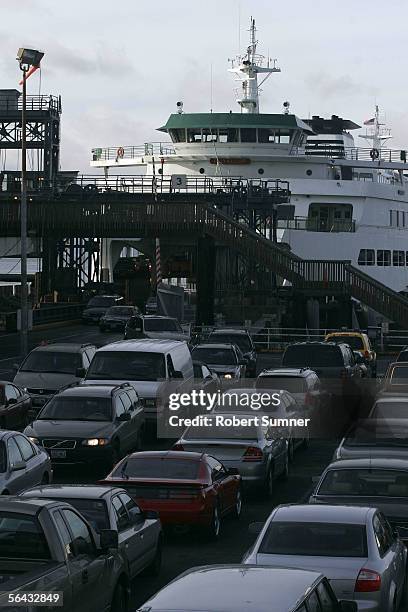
[
  {"xmin": 377, "ymin": 250, "xmax": 391, "ymax": 266},
  {"xmin": 258, "ymin": 128, "xmax": 292, "ymax": 144},
  {"xmin": 187, "ymin": 128, "xmax": 203, "ymax": 143},
  {"xmin": 358, "ymin": 249, "xmax": 375, "ymax": 266},
  {"xmin": 393, "ymin": 250, "xmax": 405, "ymax": 266},
  {"xmin": 240, "ymin": 128, "xmax": 257, "ymax": 143},
  {"xmin": 218, "ymin": 128, "xmax": 238, "ymax": 143},
  {"xmin": 202, "ymin": 128, "xmax": 218, "ymax": 143},
  {"xmin": 307, "ymin": 203, "xmax": 354, "ymax": 232},
  {"xmin": 169, "ymin": 129, "xmax": 186, "ymax": 143}
]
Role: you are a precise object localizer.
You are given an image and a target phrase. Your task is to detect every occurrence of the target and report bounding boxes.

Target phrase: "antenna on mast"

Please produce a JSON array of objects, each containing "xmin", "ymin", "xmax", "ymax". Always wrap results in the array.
[
  {"xmin": 228, "ymin": 16, "xmax": 281, "ymax": 113},
  {"xmin": 359, "ymin": 105, "xmax": 392, "ymax": 151}
]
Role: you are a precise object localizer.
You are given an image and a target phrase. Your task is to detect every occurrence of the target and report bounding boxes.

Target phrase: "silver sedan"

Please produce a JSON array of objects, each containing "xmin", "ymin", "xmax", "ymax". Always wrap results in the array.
[
  {"xmin": 243, "ymin": 504, "xmax": 407, "ymax": 611},
  {"xmin": 175, "ymin": 412, "xmax": 289, "ymax": 497},
  {"xmin": 0, "ymin": 430, "xmax": 52, "ymax": 494}
]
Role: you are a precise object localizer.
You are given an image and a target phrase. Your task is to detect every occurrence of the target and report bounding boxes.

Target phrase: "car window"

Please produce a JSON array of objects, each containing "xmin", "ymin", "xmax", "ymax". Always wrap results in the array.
[
  {"xmin": 119, "ymin": 393, "xmax": 132, "ymax": 413},
  {"xmin": 20, "ymin": 351, "xmax": 82, "ymax": 375},
  {"xmin": 0, "ymin": 512, "xmax": 50, "ymax": 559},
  {"xmin": 39, "ymin": 396, "xmax": 112, "ymax": 422},
  {"xmin": 7, "ymin": 437, "xmax": 23, "ymax": 466},
  {"xmin": 82, "ymin": 352, "xmax": 90, "ymax": 369},
  {"xmin": 54, "ymin": 511, "xmax": 75, "ymax": 558},
  {"xmin": 15, "ymin": 435, "xmax": 36, "ymax": 461},
  {"xmin": 114, "ymin": 397, "xmax": 125, "ymax": 418},
  {"xmin": 118, "ymin": 493, "xmax": 143, "ymax": 523},
  {"xmin": 206, "ymin": 456, "xmax": 226, "ymax": 481},
  {"xmin": 282, "ymin": 345, "xmax": 342, "ymax": 367},
  {"xmin": 86, "ymin": 351, "xmax": 166, "ymax": 382},
  {"xmin": 112, "ymin": 495, "xmax": 130, "ymax": 531},
  {"xmin": 316, "ymin": 581, "xmax": 337, "ymax": 611},
  {"xmin": 193, "ymin": 363, "xmax": 203, "ymax": 378},
  {"xmin": 5, "ymin": 385, "xmax": 19, "ymax": 402},
  {"xmin": 126, "ymin": 388, "xmax": 139, "ymax": 407},
  {"xmin": 57, "ymin": 499, "xmax": 110, "ymax": 532},
  {"xmin": 257, "ymin": 376, "xmax": 306, "ymax": 394},
  {"xmin": 373, "ymin": 514, "xmax": 392, "ymax": 556},
  {"xmin": 85, "ymin": 348, "xmax": 96, "ymax": 363},
  {"xmin": 202, "ymin": 365, "xmax": 212, "ymax": 378},
  {"xmin": 318, "ymin": 468, "xmax": 408, "ymax": 497},
  {"xmin": 191, "ymin": 347, "xmax": 238, "ymax": 365},
  {"xmin": 61, "ymin": 509, "xmax": 95, "ymax": 557},
  {"xmin": 306, "ymin": 590, "xmax": 322, "ymax": 611},
  {"xmin": 113, "ymin": 457, "xmax": 200, "ymax": 479}
]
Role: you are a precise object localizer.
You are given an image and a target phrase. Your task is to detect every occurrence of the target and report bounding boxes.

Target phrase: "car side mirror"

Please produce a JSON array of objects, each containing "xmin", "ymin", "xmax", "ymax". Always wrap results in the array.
[
  {"xmin": 75, "ymin": 367, "xmax": 86, "ymax": 378},
  {"xmin": 171, "ymin": 370, "xmax": 184, "ymax": 379},
  {"xmin": 99, "ymin": 529, "xmax": 118, "ymax": 551},
  {"xmin": 10, "ymin": 460, "xmax": 27, "ymax": 472},
  {"xmin": 117, "ymin": 412, "xmax": 131, "ymax": 422},
  {"xmin": 248, "ymin": 522, "xmax": 264, "ymax": 535},
  {"xmin": 339, "ymin": 602, "xmax": 358, "ymax": 612}
]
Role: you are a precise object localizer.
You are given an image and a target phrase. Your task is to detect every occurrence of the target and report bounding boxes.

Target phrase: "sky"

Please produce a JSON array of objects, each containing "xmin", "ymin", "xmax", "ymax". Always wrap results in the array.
[{"xmin": 1, "ymin": 0, "xmax": 408, "ymax": 173}]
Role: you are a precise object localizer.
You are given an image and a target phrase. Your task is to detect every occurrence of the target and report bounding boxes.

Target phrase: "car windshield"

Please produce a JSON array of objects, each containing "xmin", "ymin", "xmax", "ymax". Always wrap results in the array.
[
  {"xmin": 106, "ymin": 307, "xmax": 133, "ymax": 316},
  {"xmin": 283, "ymin": 345, "xmax": 342, "ymax": 367},
  {"xmin": 344, "ymin": 421, "xmax": 408, "ymax": 447},
  {"xmin": 86, "ymin": 351, "xmax": 166, "ymax": 381},
  {"xmin": 144, "ymin": 319, "xmax": 180, "ymax": 332},
  {"xmin": 371, "ymin": 401, "xmax": 408, "ymax": 419},
  {"xmin": 20, "ymin": 351, "xmax": 81, "ymax": 374},
  {"xmin": 192, "ymin": 348, "xmax": 237, "ymax": 365},
  {"xmin": 397, "ymin": 351, "xmax": 408, "ymax": 363},
  {"xmin": 87, "ymin": 296, "xmax": 116, "ymax": 308},
  {"xmin": 185, "ymin": 421, "xmax": 258, "ymax": 440},
  {"xmin": 38, "ymin": 397, "xmax": 112, "ymax": 421},
  {"xmin": 256, "ymin": 376, "xmax": 306, "ymax": 394},
  {"xmin": 208, "ymin": 334, "xmax": 251, "ymax": 353},
  {"xmin": 0, "ymin": 512, "xmax": 50, "ymax": 559},
  {"xmin": 389, "ymin": 366, "xmax": 408, "ymax": 382},
  {"xmin": 259, "ymin": 521, "xmax": 367, "ymax": 557},
  {"xmin": 58, "ymin": 498, "xmax": 109, "ymax": 532},
  {"xmin": 318, "ymin": 468, "xmax": 408, "ymax": 497},
  {"xmin": 328, "ymin": 336, "xmax": 365, "ymax": 350},
  {"xmin": 113, "ymin": 457, "xmax": 200, "ymax": 479}
]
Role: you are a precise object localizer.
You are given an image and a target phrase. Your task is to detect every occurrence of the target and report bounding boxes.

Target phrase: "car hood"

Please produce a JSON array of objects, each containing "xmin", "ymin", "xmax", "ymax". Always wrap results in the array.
[
  {"xmin": 14, "ymin": 371, "xmax": 78, "ymax": 390},
  {"xmin": 27, "ymin": 420, "xmax": 114, "ymax": 439},
  {"xmin": 207, "ymin": 365, "xmax": 239, "ymax": 374},
  {"xmin": 143, "ymin": 331, "xmax": 189, "ymax": 341},
  {"xmin": 83, "ymin": 307, "xmax": 107, "ymax": 315},
  {"xmin": 84, "ymin": 379, "xmax": 166, "ymax": 399}
]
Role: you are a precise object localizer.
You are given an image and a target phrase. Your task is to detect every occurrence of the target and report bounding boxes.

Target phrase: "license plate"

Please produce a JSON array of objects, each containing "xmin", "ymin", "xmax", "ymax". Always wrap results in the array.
[{"xmin": 50, "ymin": 450, "xmax": 66, "ymax": 459}]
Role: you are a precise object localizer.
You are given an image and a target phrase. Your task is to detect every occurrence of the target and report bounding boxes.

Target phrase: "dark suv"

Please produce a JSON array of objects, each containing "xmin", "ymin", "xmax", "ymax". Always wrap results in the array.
[
  {"xmin": 24, "ymin": 382, "xmax": 144, "ymax": 470},
  {"xmin": 206, "ymin": 329, "xmax": 257, "ymax": 377}
]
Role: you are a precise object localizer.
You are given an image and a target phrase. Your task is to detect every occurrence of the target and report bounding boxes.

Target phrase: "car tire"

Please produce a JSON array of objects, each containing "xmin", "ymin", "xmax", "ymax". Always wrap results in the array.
[
  {"xmin": 263, "ymin": 466, "xmax": 274, "ymax": 499},
  {"xmin": 110, "ymin": 582, "xmax": 127, "ymax": 612},
  {"xmin": 144, "ymin": 538, "xmax": 162, "ymax": 576},
  {"xmin": 208, "ymin": 503, "xmax": 221, "ymax": 539},
  {"xmin": 232, "ymin": 487, "xmax": 242, "ymax": 519}
]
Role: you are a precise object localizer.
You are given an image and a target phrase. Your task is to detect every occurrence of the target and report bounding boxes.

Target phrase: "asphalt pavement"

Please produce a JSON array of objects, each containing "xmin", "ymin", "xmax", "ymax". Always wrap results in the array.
[{"xmin": 0, "ymin": 323, "xmax": 402, "ymax": 610}]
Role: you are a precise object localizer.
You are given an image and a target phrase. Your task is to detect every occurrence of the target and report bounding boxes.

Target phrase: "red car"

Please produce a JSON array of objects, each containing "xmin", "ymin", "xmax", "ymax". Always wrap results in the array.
[{"xmin": 100, "ymin": 450, "xmax": 242, "ymax": 538}]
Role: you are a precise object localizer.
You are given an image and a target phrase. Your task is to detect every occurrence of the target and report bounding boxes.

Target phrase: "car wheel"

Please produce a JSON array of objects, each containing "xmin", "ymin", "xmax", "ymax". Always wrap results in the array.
[
  {"xmin": 144, "ymin": 538, "xmax": 162, "ymax": 576},
  {"xmin": 208, "ymin": 504, "xmax": 221, "ymax": 539},
  {"xmin": 110, "ymin": 582, "xmax": 127, "ymax": 612},
  {"xmin": 263, "ymin": 466, "xmax": 274, "ymax": 499},
  {"xmin": 232, "ymin": 487, "xmax": 242, "ymax": 519}
]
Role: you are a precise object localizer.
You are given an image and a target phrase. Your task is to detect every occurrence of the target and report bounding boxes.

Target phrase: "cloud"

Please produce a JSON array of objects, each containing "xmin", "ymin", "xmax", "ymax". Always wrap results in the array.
[{"xmin": 304, "ymin": 72, "xmax": 379, "ymax": 99}]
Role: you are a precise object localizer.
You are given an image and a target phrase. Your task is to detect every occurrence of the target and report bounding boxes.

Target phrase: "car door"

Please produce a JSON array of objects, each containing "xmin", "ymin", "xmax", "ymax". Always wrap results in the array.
[
  {"xmin": 3, "ymin": 384, "xmax": 23, "ymax": 429},
  {"xmin": 57, "ymin": 508, "xmax": 110, "ymax": 612},
  {"xmin": 206, "ymin": 456, "xmax": 236, "ymax": 514},
  {"xmin": 14, "ymin": 434, "xmax": 44, "ymax": 486},
  {"xmin": 374, "ymin": 512, "xmax": 405, "ymax": 607},
  {"xmin": 116, "ymin": 393, "xmax": 135, "ymax": 452},
  {"xmin": 126, "ymin": 388, "xmax": 144, "ymax": 445},
  {"xmin": 120, "ymin": 492, "xmax": 157, "ymax": 570},
  {"xmin": 111, "ymin": 493, "xmax": 150, "ymax": 577}
]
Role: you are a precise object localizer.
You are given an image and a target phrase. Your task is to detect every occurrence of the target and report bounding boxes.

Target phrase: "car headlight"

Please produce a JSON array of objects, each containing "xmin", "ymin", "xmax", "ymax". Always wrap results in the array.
[
  {"xmin": 82, "ymin": 438, "xmax": 109, "ymax": 446},
  {"xmin": 224, "ymin": 374, "xmax": 233, "ymax": 379},
  {"xmin": 28, "ymin": 436, "xmax": 39, "ymax": 444}
]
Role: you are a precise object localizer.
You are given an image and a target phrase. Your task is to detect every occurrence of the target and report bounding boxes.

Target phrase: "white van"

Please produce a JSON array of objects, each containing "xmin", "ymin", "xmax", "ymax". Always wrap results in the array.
[{"xmin": 84, "ymin": 339, "xmax": 194, "ymax": 424}]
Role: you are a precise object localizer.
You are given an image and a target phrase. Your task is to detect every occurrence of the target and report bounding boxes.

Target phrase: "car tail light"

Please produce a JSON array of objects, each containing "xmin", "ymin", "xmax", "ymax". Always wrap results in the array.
[
  {"xmin": 242, "ymin": 446, "xmax": 263, "ymax": 462},
  {"xmin": 355, "ymin": 569, "xmax": 381, "ymax": 592},
  {"xmin": 172, "ymin": 443, "xmax": 184, "ymax": 451}
]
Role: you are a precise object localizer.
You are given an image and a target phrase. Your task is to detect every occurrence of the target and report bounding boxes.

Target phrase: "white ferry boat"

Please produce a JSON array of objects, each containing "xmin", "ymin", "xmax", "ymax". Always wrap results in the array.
[{"xmin": 91, "ymin": 19, "xmax": 408, "ymax": 293}]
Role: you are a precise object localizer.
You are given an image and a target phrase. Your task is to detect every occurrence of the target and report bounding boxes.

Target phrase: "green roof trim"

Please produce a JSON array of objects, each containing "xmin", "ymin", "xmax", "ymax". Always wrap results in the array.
[{"xmin": 158, "ymin": 113, "xmax": 314, "ymax": 133}]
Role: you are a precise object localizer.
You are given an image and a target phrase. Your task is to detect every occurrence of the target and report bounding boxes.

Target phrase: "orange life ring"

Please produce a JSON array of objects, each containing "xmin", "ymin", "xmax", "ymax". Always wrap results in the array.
[{"xmin": 117, "ymin": 147, "xmax": 125, "ymax": 159}]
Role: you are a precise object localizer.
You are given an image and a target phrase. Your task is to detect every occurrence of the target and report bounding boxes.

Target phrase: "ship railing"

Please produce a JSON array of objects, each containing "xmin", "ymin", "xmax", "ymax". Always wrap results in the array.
[
  {"xmin": 0, "ymin": 94, "xmax": 61, "ymax": 113},
  {"xmin": 91, "ymin": 143, "xmax": 176, "ymax": 161},
  {"xmin": 303, "ymin": 145, "xmax": 408, "ymax": 164},
  {"xmin": 278, "ymin": 217, "xmax": 355, "ymax": 233}
]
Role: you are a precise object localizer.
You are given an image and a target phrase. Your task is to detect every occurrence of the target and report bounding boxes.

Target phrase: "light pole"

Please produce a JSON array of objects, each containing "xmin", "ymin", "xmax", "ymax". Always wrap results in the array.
[{"xmin": 16, "ymin": 48, "xmax": 44, "ymax": 358}]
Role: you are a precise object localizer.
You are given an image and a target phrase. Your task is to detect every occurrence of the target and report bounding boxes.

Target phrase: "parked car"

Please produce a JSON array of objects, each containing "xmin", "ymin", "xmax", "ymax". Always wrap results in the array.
[
  {"xmin": 0, "ymin": 497, "xmax": 129, "ymax": 612},
  {"xmin": 243, "ymin": 504, "xmax": 406, "ymax": 612},
  {"xmin": 84, "ymin": 339, "xmax": 194, "ymax": 425},
  {"xmin": 135, "ymin": 565, "xmax": 358, "ymax": 612},
  {"xmin": 193, "ymin": 361, "xmax": 220, "ymax": 394},
  {"xmin": 333, "ymin": 418, "xmax": 408, "ymax": 461},
  {"xmin": 325, "ymin": 331, "xmax": 377, "ymax": 377},
  {"xmin": 191, "ymin": 343, "xmax": 247, "ymax": 384},
  {"xmin": 310, "ymin": 457, "xmax": 408, "ymax": 543},
  {"xmin": 100, "ymin": 450, "xmax": 242, "ymax": 538},
  {"xmin": 211, "ymin": 388, "xmax": 309, "ymax": 459},
  {"xmin": 206, "ymin": 328, "xmax": 257, "ymax": 377},
  {"xmin": 368, "ymin": 395, "xmax": 408, "ymax": 419},
  {"xmin": 124, "ymin": 315, "xmax": 189, "ymax": 342},
  {"xmin": 174, "ymin": 413, "xmax": 289, "ymax": 497},
  {"xmin": 99, "ymin": 305, "xmax": 140, "ymax": 332},
  {"xmin": 20, "ymin": 484, "xmax": 162, "ymax": 580},
  {"xmin": 0, "ymin": 430, "xmax": 52, "ymax": 494},
  {"xmin": 0, "ymin": 381, "xmax": 31, "ymax": 429},
  {"xmin": 82, "ymin": 294, "xmax": 124, "ymax": 324},
  {"xmin": 13, "ymin": 342, "xmax": 97, "ymax": 411},
  {"xmin": 23, "ymin": 383, "xmax": 144, "ymax": 470}
]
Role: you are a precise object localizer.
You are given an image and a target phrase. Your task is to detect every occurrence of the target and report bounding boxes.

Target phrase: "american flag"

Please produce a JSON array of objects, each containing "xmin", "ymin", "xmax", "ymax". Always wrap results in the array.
[{"xmin": 364, "ymin": 118, "xmax": 375, "ymax": 125}]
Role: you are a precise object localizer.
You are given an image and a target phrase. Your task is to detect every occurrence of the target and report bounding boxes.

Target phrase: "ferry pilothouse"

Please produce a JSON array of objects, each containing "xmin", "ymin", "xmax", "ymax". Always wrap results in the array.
[{"xmin": 91, "ymin": 19, "xmax": 408, "ymax": 294}]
